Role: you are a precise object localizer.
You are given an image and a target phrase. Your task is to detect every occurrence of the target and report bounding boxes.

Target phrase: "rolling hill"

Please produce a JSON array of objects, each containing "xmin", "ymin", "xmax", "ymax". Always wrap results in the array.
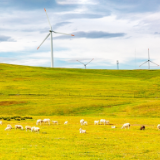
[{"xmin": 0, "ymin": 63, "xmax": 160, "ymax": 117}]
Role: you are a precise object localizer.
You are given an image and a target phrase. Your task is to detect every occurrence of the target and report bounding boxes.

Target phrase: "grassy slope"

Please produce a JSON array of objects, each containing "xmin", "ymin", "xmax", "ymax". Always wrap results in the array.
[
  {"xmin": 0, "ymin": 63, "xmax": 160, "ymax": 117},
  {"xmin": 1, "ymin": 64, "xmax": 160, "ymax": 159}
]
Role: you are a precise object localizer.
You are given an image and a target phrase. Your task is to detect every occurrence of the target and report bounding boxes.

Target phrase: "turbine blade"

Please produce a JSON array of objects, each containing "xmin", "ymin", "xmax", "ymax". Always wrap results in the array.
[
  {"xmin": 139, "ymin": 61, "xmax": 148, "ymax": 67},
  {"xmin": 150, "ymin": 61, "xmax": 159, "ymax": 66},
  {"xmin": 44, "ymin": 8, "xmax": 52, "ymax": 29},
  {"xmin": 86, "ymin": 58, "xmax": 94, "ymax": 65},
  {"xmin": 77, "ymin": 60, "xmax": 85, "ymax": 65},
  {"xmin": 53, "ymin": 31, "xmax": 74, "ymax": 36},
  {"xmin": 37, "ymin": 33, "xmax": 51, "ymax": 50}
]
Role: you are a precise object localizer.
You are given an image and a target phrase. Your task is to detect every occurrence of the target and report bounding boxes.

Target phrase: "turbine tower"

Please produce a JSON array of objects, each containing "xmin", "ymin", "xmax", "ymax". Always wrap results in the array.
[
  {"xmin": 139, "ymin": 48, "xmax": 159, "ymax": 69},
  {"xmin": 117, "ymin": 60, "xmax": 119, "ymax": 70},
  {"xmin": 37, "ymin": 8, "xmax": 74, "ymax": 68},
  {"xmin": 77, "ymin": 59, "xmax": 94, "ymax": 69}
]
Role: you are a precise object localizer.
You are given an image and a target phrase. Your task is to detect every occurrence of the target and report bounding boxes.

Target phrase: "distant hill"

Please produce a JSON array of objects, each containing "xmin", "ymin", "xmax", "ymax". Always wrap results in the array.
[{"xmin": 0, "ymin": 63, "xmax": 160, "ymax": 117}]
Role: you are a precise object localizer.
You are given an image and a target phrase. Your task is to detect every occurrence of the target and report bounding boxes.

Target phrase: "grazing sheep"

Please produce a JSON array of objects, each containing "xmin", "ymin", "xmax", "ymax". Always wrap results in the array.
[
  {"xmin": 52, "ymin": 121, "xmax": 58, "ymax": 125},
  {"xmin": 36, "ymin": 119, "xmax": 42, "ymax": 125},
  {"xmin": 157, "ymin": 124, "xmax": 160, "ymax": 130},
  {"xmin": 80, "ymin": 119, "xmax": 85, "ymax": 125},
  {"xmin": 0, "ymin": 121, "xmax": 2, "ymax": 125},
  {"xmin": 83, "ymin": 121, "xmax": 88, "ymax": 125},
  {"xmin": 111, "ymin": 126, "xmax": 116, "ymax": 128},
  {"xmin": 64, "ymin": 121, "xmax": 68, "ymax": 125},
  {"xmin": 79, "ymin": 128, "xmax": 86, "ymax": 133},
  {"xmin": 43, "ymin": 119, "xmax": 50, "ymax": 125},
  {"xmin": 94, "ymin": 120, "xmax": 99, "ymax": 125},
  {"xmin": 140, "ymin": 125, "xmax": 145, "ymax": 130},
  {"xmin": 100, "ymin": 119, "xmax": 109, "ymax": 125},
  {"xmin": 31, "ymin": 126, "xmax": 40, "ymax": 133},
  {"xmin": 15, "ymin": 125, "xmax": 23, "ymax": 130},
  {"xmin": 7, "ymin": 124, "xmax": 12, "ymax": 129},
  {"xmin": 25, "ymin": 126, "xmax": 32, "ymax": 131},
  {"xmin": 121, "ymin": 123, "xmax": 130, "ymax": 129},
  {"xmin": 5, "ymin": 126, "xmax": 12, "ymax": 130}
]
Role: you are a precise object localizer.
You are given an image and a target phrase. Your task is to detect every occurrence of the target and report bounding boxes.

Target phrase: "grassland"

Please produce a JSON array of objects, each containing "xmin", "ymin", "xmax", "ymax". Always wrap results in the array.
[{"xmin": 0, "ymin": 63, "xmax": 160, "ymax": 159}]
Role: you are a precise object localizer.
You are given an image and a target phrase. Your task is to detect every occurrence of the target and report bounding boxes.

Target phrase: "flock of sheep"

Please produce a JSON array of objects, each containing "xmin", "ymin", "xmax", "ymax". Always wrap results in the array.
[
  {"xmin": 1, "ymin": 119, "xmax": 160, "ymax": 134},
  {"xmin": 4, "ymin": 124, "xmax": 40, "ymax": 132}
]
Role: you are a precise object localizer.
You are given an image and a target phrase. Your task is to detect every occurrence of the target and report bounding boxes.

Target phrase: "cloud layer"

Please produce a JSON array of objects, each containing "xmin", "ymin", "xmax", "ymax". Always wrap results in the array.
[{"xmin": 0, "ymin": 0, "xmax": 160, "ymax": 69}]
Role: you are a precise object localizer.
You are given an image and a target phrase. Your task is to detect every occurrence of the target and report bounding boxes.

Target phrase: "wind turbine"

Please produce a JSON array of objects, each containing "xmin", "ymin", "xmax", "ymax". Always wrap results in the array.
[
  {"xmin": 77, "ymin": 59, "xmax": 94, "ymax": 69},
  {"xmin": 139, "ymin": 48, "xmax": 159, "ymax": 69},
  {"xmin": 37, "ymin": 8, "xmax": 74, "ymax": 68},
  {"xmin": 117, "ymin": 60, "xmax": 119, "ymax": 70}
]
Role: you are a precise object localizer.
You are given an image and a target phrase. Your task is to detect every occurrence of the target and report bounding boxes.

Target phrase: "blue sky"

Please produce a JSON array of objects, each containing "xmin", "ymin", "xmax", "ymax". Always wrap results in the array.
[{"xmin": 0, "ymin": 0, "xmax": 160, "ymax": 69}]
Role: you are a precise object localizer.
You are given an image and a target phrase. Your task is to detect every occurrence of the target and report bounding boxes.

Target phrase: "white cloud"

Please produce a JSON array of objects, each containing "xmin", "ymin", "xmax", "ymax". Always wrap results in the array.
[{"xmin": 56, "ymin": 0, "xmax": 96, "ymax": 5}]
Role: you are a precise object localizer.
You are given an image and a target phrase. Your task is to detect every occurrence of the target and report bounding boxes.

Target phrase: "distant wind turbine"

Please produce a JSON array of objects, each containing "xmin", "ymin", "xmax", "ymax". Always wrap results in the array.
[
  {"xmin": 117, "ymin": 60, "xmax": 119, "ymax": 70},
  {"xmin": 77, "ymin": 59, "xmax": 94, "ymax": 69},
  {"xmin": 37, "ymin": 8, "xmax": 74, "ymax": 68},
  {"xmin": 139, "ymin": 48, "xmax": 159, "ymax": 69}
]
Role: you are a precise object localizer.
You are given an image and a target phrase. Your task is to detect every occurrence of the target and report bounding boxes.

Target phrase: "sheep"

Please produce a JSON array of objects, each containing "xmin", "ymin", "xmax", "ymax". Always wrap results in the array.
[
  {"xmin": 111, "ymin": 126, "xmax": 116, "ymax": 128},
  {"xmin": 7, "ymin": 124, "xmax": 12, "ymax": 129},
  {"xmin": 31, "ymin": 126, "xmax": 40, "ymax": 133},
  {"xmin": 64, "ymin": 121, "xmax": 68, "ymax": 125},
  {"xmin": 100, "ymin": 119, "xmax": 109, "ymax": 125},
  {"xmin": 5, "ymin": 124, "xmax": 12, "ymax": 130},
  {"xmin": 80, "ymin": 119, "xmax": 85, "ymax": 125},
  {"xmin": 36, "ymin": 119, "xmax": 42, "ymax": 125},
  {"xmin": 43, "ymin": 119, "xmax": 50, "ymax": 125},
  {"xmin": 15, "ymin": 125, "xmax": 23, "ymax": 130},
  {"xmin": 5, "ymin": 126, "xmax": 12, "ymax": 130},
  {"xmin": 52, "ymin": 121, "xmax": 58, "ymax": 125},
  {"xmin": 121, "ymin": 123, "xmax": 130, "ymax": 129},
  {"xmin": 94, "ymin": 120, "xmax": 99, "ymax": 125},
  {"xmin": 79, "ymin": 128, "xmax": 86, "ymax": 133},
  {"xmin": 157, "ymin": 124, "xmax": 160, "ymax": 130},
  {"xmin": 0, "ymin": 121, "xmax": 2, "ymax": 125},
  {"xmin": 83, "ymin": 121, "xmax": 88, "ymax": 125},
  {"xmin": 25, "ymin": 126, "xmax": 32, "ymax": 131},
  {"xmin": 140, "ymin": 125, "xmax": 145, "ymax": 130}
]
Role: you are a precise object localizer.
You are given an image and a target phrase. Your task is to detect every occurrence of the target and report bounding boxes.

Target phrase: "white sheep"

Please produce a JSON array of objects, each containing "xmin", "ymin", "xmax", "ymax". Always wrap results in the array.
[
  {"xmin": 83, "ymin": 121, "xmax": 88, "ymax": 125},
  {"xmin": 80, "ymin": 119, "xmax": 85, "ymax": 125},
  {"xmin": 52, "ymin": 121, "xmax": 58, "ymax": 125},
  {"xmin": 25, "ymin": 126, "xmax": 32, "ymax": 131},
  {"xmin": 15, "ymin": 125, "xmax": 23, "ymax": 130},
  {"xmin": 111, "ymin": 126, "xmax": 116, "ymax": 128},
  {"xmin": 100, "ymin": 119, "xmax": 109, "ymax": 125},
  {"xmin": 157, "ymin": 124, "xmax": 160, "ymax": 130},
  {"xmin": 31, "ymin": 126, "xmax": 40, "ymax": 133},
  {"xmin": 94, "ymin": 120, "xmax": 99, "ymax": 125},
  {"xmin": 0, "ymin": 121, "xmax": 2, "ymax": 125},
  {"xmin": 64, "ymin": 121, "xmax": 68, "ymax": 125},
  {"xmin": 5, "ymin": 126, "xmax": 12, "ymax": 130},
  {"xmin": 7, "ymin": 124, "xmax": 12, "ymax": 129},
  {"xmin": 121, "ymin": 123, "xmax": 130, "ymax": 129},
  {"xmin": 43, "ymin": 119, "xmax": 50, "ymax": 125},
  {"xmin": 79, "ymin": 128, "xmax": 86, "ymax": 133},
  {"xmin": 36, "ymin": 119, "xmax": 42, "ymax": 125}
]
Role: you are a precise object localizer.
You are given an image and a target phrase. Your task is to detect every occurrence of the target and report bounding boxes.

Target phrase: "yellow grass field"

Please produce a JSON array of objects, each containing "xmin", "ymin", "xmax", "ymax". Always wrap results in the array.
[
  {"xmin": 0, "ymin": 116, "xmax": 160, "ymax": 159},
  {"xmin": 0, "ymin": 64, "xmax": 160, "ymax": 159}
]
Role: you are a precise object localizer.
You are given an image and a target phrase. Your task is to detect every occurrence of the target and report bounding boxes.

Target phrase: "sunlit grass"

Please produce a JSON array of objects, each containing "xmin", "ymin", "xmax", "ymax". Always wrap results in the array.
[
  {"xmin": 1, "ymin": 64, "xmax": 160, "ymax": 159},
  {"xmin": 0, "ymin": 117, "xmax": 160, "ymax": 159}
]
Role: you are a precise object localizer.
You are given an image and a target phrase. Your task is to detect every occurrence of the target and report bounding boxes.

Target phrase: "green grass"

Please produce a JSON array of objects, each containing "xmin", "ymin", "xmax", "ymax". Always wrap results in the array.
[
  {"xmin": 0, "ymin": 63, "xmax": 160, "ymax": 159},
  {"xmin": 0, "ymin": 117, "xmax": 160, "ymax": 159},
  {"xmin": 0, "ymin": 63, "xmax": 160, "ymax": 117}
]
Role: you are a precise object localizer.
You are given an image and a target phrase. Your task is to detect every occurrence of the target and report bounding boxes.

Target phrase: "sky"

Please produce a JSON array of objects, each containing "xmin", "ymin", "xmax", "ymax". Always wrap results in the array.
[{"xmin": 1, "ymin": 0, "xmax": 160, "ymax": 69}]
